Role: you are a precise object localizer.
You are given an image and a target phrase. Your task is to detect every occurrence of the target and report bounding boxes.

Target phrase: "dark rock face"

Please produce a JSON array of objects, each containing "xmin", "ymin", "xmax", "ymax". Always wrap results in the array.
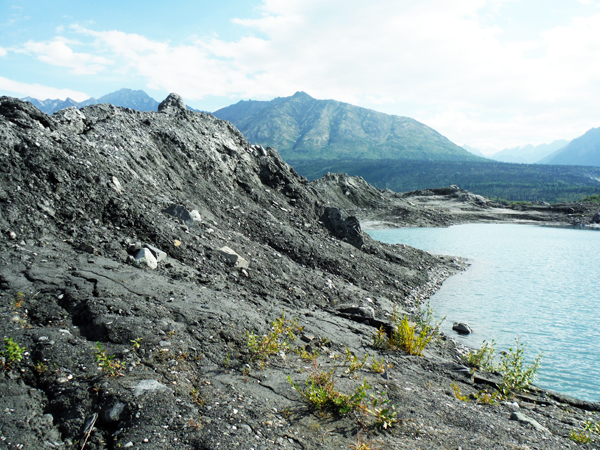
[
  {"xmin": 320, "ymin": 207, "xmax": 364, "ymax": 249},
  {"xmin": 0, "ymin": 95, "xmax": 596, "ymax": 449},
  {"xmin": 593, "ymin": 212, "xmax": 600, "ymax": 223}
]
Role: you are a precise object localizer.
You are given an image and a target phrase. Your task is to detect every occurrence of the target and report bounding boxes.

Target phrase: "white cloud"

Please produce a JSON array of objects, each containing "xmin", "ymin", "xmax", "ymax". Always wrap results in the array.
[
  {"xmin": 0, "ymin": 76, "xmax": 89, "ymax": 101},
  {"xmin": 0, "ymin": 47, "xmax": 7, "ymax": 57},
  {"xmin": 18, "ymin": 37, "xmax": 112, "ymax": 75},
  {"xmin": 9, "ymin": 0, "xmax": 600, "ymax": 149}
]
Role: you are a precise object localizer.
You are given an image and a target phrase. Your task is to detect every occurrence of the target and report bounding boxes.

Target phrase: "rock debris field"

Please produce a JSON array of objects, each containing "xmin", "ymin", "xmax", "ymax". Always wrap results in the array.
[{"xmin": 1, "ymin": 94, "xmax": 599, "ymax": 449}]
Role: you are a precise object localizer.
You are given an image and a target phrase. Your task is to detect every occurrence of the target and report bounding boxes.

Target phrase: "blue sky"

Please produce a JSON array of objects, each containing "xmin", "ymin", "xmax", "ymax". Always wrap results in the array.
[{"xmin": 2, "ymin": 0, "xmax": 600, "ymax": 153}]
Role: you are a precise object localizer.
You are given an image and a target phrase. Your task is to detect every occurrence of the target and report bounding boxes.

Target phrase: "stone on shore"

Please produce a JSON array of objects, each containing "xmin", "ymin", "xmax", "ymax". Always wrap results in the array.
[
  {"xmin": 134, "ymin": 248, "xmax": 158, "ymax": 269},
  {"xmin": 452, "ymin": 322, "xmax": 473, "ymax": 334},
  {"xmin": 217, "ymin": 246, "xmax": 249, "ymax": 269}
]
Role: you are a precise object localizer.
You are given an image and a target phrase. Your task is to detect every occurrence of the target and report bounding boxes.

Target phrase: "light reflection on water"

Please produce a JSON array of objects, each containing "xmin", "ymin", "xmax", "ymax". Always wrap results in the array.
[{"xmin": 367, "ymin": 224, "xmax": 600, "ymax": 403}]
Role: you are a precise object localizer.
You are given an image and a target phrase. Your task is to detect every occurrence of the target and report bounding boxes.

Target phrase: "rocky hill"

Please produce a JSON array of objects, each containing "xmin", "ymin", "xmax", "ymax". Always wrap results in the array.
[
  {"xmin": 1, "ymin": 95, "xmax": 598, "ymax": 450},
  {"xmin": 490, "ymin": 140, "xmax": 569, "ymax": 164},
  {"xmin": 213, "ymin": 91, "xmax": 481, "ymax": 162},
  {"xmin": 540, "ymin": 127, "xmax": 600, "ymax": 167}
]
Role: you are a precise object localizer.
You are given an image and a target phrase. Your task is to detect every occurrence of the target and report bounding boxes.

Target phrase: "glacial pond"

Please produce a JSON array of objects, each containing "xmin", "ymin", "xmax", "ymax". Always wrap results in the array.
[{"xmin": 367, "ymin": 223, "xmax": 600, "ymax": 403}]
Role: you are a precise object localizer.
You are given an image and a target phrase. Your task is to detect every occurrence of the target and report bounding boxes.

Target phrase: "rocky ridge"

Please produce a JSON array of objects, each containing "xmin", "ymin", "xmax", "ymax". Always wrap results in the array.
[{"xmin": 1, "ymin": 95, "xmax": 599, "ymax": 450}]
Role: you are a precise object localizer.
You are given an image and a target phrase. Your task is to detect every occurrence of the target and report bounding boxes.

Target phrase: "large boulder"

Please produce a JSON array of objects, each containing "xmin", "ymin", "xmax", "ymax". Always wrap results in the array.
[
  {"xmin": 592, "ymin": 212, "xmax": 600, "ymax": 224},
  {"xmin": 320, "ymin": 207, "xmax": 364, "ymax": 249}
]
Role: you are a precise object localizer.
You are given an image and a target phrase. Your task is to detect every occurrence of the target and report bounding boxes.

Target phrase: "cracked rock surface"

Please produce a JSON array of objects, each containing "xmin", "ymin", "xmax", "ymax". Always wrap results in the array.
[{"xmin": 1, "ymin": 96, "xmax": 598, "ymax": 449}]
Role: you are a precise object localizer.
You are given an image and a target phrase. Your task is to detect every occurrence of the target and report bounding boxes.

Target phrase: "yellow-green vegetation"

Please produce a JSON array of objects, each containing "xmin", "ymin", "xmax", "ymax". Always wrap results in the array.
[
  {"xmin": 451, "ymin": 382, "xmax": 469, "ymax": 402},
  {"xmin": 288, "ymin": 362, "xmax": 369, "ymax": 415},
  {"xmin": 246, "ymin": 311, "xmax": 303, "ymax": 367},
  {"xmin": 570, "ymin": 420, "xmax": 600, "ymax": 444},
  {"xmin": 462, "ymin": 338, "xmax": 542, "ymax": 400},
  {"xmin": 471, "ymin": 389, "xmax": 499, "ymax": 405},
  {"xmin": 373, "ymin": 305, "xmax": 443, "ymax": 356},
  {"xmin": 131, "ymin": 337, "xmax": 142, "ymax": 350},
  {"xmin": 34, "ymin": 360, "xmax": 48, "ymax": 375},
  {"xmin": 294, "ymin": 346, "xmax": 320, "ymax": 361},
  {"xmin": 367, "ymin": 395, "xmax": 397, "ymax": 429},
  {"xmin": 464, "ymin": 340, "xmax": 496, "ymax": 372},
  {"xmin": 1, "ymin": 337, "xmax": 26, "ymax": 369},
  {"xmin": 94, "ymin": 342, "xmax": 124, "ymax": 377},
  {"xmin": 288, "ymin": 360, "xmax": 398, "ymax": 428},
  {"xmin": 570, "ymin": 430, "xmax": 592, "ymax": 444},
  {"xmin": 580, "ymin": 194, "xmax": 600, "ymax": 203},
  {"xmin": 369, "ymin": 356, "xmax": 386, "ymax": 374},
  {"xmin": 498, "ymin": 338, "xmax": 542, "ymax": 398},
  {"xmin": 344, "ymin": 348, "xmax": 369, "ymax": 374}
]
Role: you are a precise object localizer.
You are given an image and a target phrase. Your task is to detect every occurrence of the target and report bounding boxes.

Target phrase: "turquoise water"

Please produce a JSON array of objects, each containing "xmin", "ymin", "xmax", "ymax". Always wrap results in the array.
[{"xmin": 367, "ymin": 224, "xmax": 600, "ymax": 403}]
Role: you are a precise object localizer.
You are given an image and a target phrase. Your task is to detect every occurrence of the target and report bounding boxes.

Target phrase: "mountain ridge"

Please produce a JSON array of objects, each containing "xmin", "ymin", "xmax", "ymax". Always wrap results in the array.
[
  {"xmin": 540, "ymin": 127, "xmax": 600, "ymax": 166},
  {"xmin": 213, "ymin": 91, "xmax": 482, "ymax": 162}
]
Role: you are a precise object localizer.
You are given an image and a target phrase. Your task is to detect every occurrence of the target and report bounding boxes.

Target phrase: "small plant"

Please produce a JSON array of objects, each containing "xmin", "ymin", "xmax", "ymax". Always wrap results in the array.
[
  {"xmin": 344, "ymin": 348, "xmax": 369, "ymax": 374},
  {"xmin": 497, "ymin": 338, "xmax": 542, "ymax": 397},
  {"xmin": 131, "ymin": 338, "xmax": 142, "ymax": 350},
  {"xmin": 367, "ymin": 393, "xmax": 397, "ymax": 429},
  {"xmin": 373, "ymin": 306, "xmax": 443, "ymax": 356},
  {"xmin": 570, "ymin": 429, "xmax": 592, "ymax": 444},
  {"xmin": 12, "ymin": 292, "xmax": 24, "ymax": 309},
  {"xmin": 191, "ymin": 388, "xmax": 206, "ymax": 407},
  {"xmin": 369, "ymin": 356, "xmax": 386, "ymax": 374},
  {"xmin": 94, "ymin": 342, "xmax": 123, "ymax": 377},
  {"xmin": 294, "ymin": 346, "xmax": 320, "ymax": 361},
  {"xmin": 472, "ymin": 389, "xmax": 500, "ymax": 405},
  {"xmin": 223, "ymin": 352, "xmax": 231, "ymax": 368},
  {"xmin": 246, "ymin": 311, "xmax": 303, "ymax": 367},
  {"xmin": 288, "ymin": 360, "xmax": 370, "ymax": 415},
  {"xmin": 1, "ymin": 337, "xmax": 26, "ymax": 369},
  {"xmin": 464, "ymin": 340, "xmax": 497, "ymax": 372},
  {"xmin": 34, "ymin": 360, "xmax": 48, "ymax": 375},
  {"xmin": 451, "ymin": 382, "xmax": 469, "ymax": 402}
]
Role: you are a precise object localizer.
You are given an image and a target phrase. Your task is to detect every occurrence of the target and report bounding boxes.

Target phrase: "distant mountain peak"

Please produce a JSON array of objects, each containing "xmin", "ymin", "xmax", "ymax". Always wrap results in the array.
[{"xmin": 213, "ymin": 93, "xmax": 481, "ymax": 163}]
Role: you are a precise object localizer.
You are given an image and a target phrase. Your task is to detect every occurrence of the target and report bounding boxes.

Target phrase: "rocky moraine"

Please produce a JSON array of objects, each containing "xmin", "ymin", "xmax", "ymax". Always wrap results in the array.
[{"xmin": 1, "ymin": 94, "xmax": 599, "ymax": 449}]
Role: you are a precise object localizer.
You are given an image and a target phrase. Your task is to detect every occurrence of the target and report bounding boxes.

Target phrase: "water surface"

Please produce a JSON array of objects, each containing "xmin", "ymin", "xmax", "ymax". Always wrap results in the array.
[{"xmin": 368, "ymin": 224, "xmax": 600, "ymax": 403}]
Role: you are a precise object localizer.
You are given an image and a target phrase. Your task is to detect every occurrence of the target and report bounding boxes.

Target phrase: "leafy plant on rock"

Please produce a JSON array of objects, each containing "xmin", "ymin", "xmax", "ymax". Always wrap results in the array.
[
  {"xmin": 288, "ymin": 361, "xmax": 370, "ymax": 415},
  {"xmin": 94, "ymin": 342, "xmax": 124, "ymax": 377},
  {"xmin": 464, "ymin": 340, "xmax": 497, "ymax": 372},
  {"xmin": 1, "ymin": 337, "xmax": 26, "ymax": 369},
  {"xmin": 246, "ymin": 311, "xmax": 303, "ymax": 367},
  {"xmin": 498, "ymin": 338, "xmax": 541, "ymax": 398},
  {"xmin": 373, "ymin": 305, "xmax": 443, "ymax": 356}
]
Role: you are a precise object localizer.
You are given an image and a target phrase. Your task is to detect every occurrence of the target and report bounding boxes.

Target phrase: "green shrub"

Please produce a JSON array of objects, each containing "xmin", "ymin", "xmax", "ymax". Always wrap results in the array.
[
  {"xmin": 498, "ymin": 338, "xmax": 541, "ymax": 397},
  {"xmin": 94, "ymin": 342, "xmax": 124, "ymax": 377},
  {"xmin": 464, "ymin": 340, "xmax": 497, "ymax": 372},
  {"xmin": 1, "ymin": 337, "xmax": 26, "ymax": 369},
  {"xmin": 288, "ymin": 361, "xmax": 370, "ymax": 415},
  {"xmin": 373, "ymin": 305, "xmax": 443, "ymax": 356},
  {"xmin": 246, "ymin": 312, "xmax": 303, "ymax": 367}
]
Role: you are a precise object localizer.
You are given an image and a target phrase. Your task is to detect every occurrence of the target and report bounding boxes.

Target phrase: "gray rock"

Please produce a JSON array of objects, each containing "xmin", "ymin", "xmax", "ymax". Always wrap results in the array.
[
  {"xmin": 103, "ymin": 402, "xmax": 126, "ymax": 423},
  {"xmin": 189, "ymin": 210, "xmax": 202, "ymax": 222},
  {"xmin": 592, "ymin": 212, "xmax": 600, "ymax": 224},
  {"xmin": 320, "ymin": 207, "xmax": 364, "ymax": 249},
  {"xmin": 452, "ymin": 322, "xmax": 472, "ymax": 334},
  {"xmin": 158, "ymin": 93, "xmax": 186, "ymax": 114},
  {"xmin": 510, "ymin": 411, "xmax": 550, "ymax": 434},
  {"xmin": 162, "ymin": 204, "xmax": 194, "ymax": 223},
  {"xmin": 133, "ymin": 379, "xmax": 169, "ymax": 397},
  {"xmin": 134, "ymin": 248, "xmax": 158, "ymax": 270},
  {"xmin": 111, "ymin": 176, "xmax": 123, "ymax": 194},
  {"xmin": 145, "ymin": 244, "xmax": 167, "ymax": 262},
  {"xmin": 217, "ymin": 246, "xmax": 249, "ymax": 269}
]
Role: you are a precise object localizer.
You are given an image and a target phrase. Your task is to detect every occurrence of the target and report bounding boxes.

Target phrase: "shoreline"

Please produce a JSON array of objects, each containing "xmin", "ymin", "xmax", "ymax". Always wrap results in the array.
[{"xmin": 364, "ymin": 221, "xmax": 600, "ymax": 407}]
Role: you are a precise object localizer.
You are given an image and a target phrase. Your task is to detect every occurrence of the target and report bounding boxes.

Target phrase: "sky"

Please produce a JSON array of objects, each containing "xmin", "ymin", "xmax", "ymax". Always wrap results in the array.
[{"xmin": 2, "ymin": 0, "xmax": 600, "ymax": 154}]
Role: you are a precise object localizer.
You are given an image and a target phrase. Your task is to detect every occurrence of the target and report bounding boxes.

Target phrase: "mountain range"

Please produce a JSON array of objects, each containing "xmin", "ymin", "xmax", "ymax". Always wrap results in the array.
[
  {"xmin": 20, "ymin": 88, "xmax": 600, "ymax": 169},
  {"xmin": 539, "ymin": 127, "xmax": 600, "ymax": 166},
  {"xmin": 490, "ymin": 140, "xmax": 570, "ymax": 164},
  {"xmin": 212, "ymin": 91, "xmax": 480, "ymax": 162}
]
